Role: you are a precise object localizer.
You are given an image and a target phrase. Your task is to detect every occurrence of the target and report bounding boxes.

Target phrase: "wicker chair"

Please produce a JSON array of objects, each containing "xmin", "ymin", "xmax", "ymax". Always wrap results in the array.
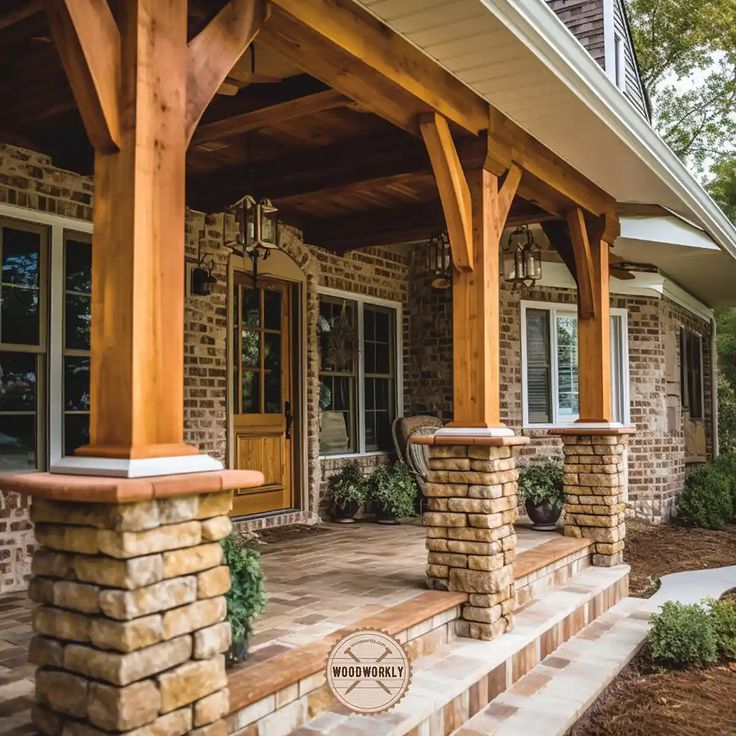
[{"xmin": 391, "ymin": 416, "xmax": 444, "ymax": 503}]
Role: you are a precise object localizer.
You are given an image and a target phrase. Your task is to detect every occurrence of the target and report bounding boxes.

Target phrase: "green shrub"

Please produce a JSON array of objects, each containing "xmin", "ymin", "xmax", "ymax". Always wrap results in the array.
[
  {"xmin": 676, "ymin": 464, "xmax": 733, "ymax": 529},
  {"xmin": 518, "ymin": 458, "xmax": 564, "ymax": 511},
  {"xmin": 648, "ymin": 601, "xmax": 718, "ymax": 668},
  {"xmin": 329, "ymin": 461, "xmax": 366, "ymax": 509},
  {"xmin": 366, "ymin": 462, "xmax": 418, "ymax": 519},
  {"xmin": 712, "ymin": 453, "xmax": 736, "ymax": 510},
  {"xmin": 707, "ymin": 597, "xmax": 736, "ymax": 659},
  {"xmin": 221, "ymin": 532, "xmax": 267, "ymax": 647}
]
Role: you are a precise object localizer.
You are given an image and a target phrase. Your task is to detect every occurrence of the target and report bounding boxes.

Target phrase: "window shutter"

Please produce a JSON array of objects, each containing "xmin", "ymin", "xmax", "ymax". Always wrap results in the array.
[{"xmin": 525, "ymin": 309, "xmax": 552, "ymax": 423}]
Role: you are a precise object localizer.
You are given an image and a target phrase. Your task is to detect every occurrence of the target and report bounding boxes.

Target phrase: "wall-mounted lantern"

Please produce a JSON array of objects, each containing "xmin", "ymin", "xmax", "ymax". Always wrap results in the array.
[
  {"xmin": 227, "ymin": 194, "xmax": 280, "ymax": 283},
  {"xmin": 504, "ymin": 224, "xmax": 542, "ymax": 290},
  {"xmin": 191, "ymin": 229, "xmax": 217, "ymax": 296},
  {"xmin": 427, "ymin": 230, "xmax": 451, "ymax": 290}
]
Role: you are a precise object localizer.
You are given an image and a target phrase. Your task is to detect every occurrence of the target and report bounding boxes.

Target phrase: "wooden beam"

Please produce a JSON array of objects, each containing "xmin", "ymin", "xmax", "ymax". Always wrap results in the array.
[
  {"xmin": 566, "ymin": 206, "xmax": 596, "ymax": 319},
  {"xmin": 578, "ymin": 237, "xmax": 612, "ymax": 423},
  {"xmin": 191, "ymin": 89, "xmax": 351, "ymax": 145},
  {"xmin": 419, "ymin": 113, "xmax": 473, "ymax": 271},
  {"xmin": 44, "ymin": 0, "xmax": 120, "ymax": 153},
  {"xmin": 541, "ymin": 219, "xmax": 577, "ymax": 281},
  {"xmin": 268, "ymin": 0, "xmax": 488, "ymax": 135},
  {"xmin": 185, "ymin": 0, "xmax": 269, "ymax": 144},
  {"xmin": 0, "ymin": 1, "xmax": 43, "ymax": 32}
]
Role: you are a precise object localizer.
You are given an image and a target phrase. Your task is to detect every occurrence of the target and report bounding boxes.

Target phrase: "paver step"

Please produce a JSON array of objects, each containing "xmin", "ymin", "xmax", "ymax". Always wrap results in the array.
[
  {"xmin": 452, "ymin": 597, "xmax": 651, "ymax": 736},
  {"xmin": 273, "ymin": 564, "xmax": 629, "ymax": 736}
]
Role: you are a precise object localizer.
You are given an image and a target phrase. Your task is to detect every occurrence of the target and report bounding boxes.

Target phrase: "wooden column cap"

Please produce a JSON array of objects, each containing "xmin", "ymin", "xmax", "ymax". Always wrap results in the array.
[
  {"xmin": 411, "ymin": 434, "xmax": 531, "ymax": 447},
  {"xmin": 548, "ymin": 426, "xmax": 637, "ymax": 437},
  {"xmin": 0, "ymin": 470, "xmax": 264, "ymax": 504}
]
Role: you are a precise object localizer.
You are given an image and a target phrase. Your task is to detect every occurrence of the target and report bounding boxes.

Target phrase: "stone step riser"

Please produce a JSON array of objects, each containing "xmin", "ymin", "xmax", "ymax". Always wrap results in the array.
[
  {"xmin": 514, "ymin": 547, "xmax": 592, "ymax": 611},
  {"xmin": 404, "ymin": 572, "xmax": 628, "ymax": 736},
  {"xmin": 228, "ymin": 604, "xmax": 462, "ymax": 736}
]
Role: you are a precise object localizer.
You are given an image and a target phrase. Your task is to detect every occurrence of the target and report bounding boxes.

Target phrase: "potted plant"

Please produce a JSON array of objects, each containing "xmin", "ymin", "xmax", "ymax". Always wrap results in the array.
[
  {"xmin": 329, "ymin": 461, "xmax": 367, "ymax": 522},
  {"xmin": 367, "ymin": 462, "xmax": 418, "ymax": 524},
  {"xmin": 221, "ymin": 531, "xmax": 267, "ymax": 666},
  {"xmin": 518, "ymin": 458, "xmax": 564, "ymax": 531}
]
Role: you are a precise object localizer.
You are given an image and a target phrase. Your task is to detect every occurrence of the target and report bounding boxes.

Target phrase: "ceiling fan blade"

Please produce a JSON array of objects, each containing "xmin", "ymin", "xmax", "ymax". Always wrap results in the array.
[
  {"xmin": 611, "ymin": 267, "xmax": 636, "ymax": 280},
  {"xmin": 216, "ymin": 81, "xmax": 240, "ymax": 96}
]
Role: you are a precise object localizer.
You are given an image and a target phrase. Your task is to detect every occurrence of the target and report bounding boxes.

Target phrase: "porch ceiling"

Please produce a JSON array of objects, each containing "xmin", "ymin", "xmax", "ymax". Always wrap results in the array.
[{"xmin": 0, "ymin": 0, "xmax": 576, "ymax": 251}]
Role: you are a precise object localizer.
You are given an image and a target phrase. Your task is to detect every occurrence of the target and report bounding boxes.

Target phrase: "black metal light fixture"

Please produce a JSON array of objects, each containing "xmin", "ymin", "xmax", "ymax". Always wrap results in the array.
[
  {"xmin": 427, "ymin": 230, "xmax": 451, "ymax": 290},
  {"xmin": 191, "ymin": 228, "xmax": 217, "ymax": 296},
  {"xmin": 226, "ymin": 194, "xmax": 280, "ymax": 284},
  {"xmin": 504, "ymin": 224, "xmax": 542, "ymax": 290}
]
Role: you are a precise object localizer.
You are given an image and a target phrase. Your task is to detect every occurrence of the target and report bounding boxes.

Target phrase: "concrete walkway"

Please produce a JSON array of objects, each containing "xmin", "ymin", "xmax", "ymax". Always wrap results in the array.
[{"xmin": 649, "ymin": 564, "xmax": 736, "ymax": 606}]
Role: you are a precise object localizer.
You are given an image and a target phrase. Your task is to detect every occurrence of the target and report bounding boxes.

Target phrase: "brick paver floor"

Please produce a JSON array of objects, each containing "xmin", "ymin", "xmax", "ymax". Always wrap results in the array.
[{"xmin": 0, "ymin": 521, "xmax": 555, "ymax": 735}]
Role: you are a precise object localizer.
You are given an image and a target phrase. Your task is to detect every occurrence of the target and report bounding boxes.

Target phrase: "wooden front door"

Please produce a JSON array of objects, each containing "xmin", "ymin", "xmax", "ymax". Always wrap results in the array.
[{"xmin": 231, "ymin": 275, "xmax": 295, "ymax": 517}]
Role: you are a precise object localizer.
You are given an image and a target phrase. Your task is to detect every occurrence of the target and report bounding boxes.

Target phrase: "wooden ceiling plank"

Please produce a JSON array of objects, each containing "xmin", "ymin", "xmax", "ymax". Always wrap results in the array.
[
  {"xmin": 192, "ymin": 88, "xmax": 351, "ymax": 145},
  {"xmin": 0, "ymin": 1, "xmax": 43, "ymax": 32},
  {"xmin": 186, "ymin": 0, "xmax": 269, "ymax": 144},
  {"xmin": 43, "ymin": 0, "xmax": 121, "ymax": 153}
]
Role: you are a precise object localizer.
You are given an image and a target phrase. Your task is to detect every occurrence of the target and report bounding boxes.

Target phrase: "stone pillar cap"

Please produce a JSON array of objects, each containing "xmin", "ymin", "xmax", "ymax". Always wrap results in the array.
[
  {"xmin": 411, "ymin": 434, "xmax": 530, "ymax": 447},
  {"xmin": 0, "ymin": 469, "xmax": 264, "ymax": 504}
]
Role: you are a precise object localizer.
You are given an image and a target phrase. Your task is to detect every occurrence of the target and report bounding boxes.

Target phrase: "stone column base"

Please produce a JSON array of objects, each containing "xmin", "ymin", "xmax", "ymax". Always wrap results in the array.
[
  {"xmin": 555, "ymin": 430, "xmax": 632, "ymax": 567},
  {"xmin": 419, "ymin": 437, "xmax": 528, "ymax": 641},
  {"xmin": 26, "ymin": 491, "xmax": 236, "ymax": 736}
]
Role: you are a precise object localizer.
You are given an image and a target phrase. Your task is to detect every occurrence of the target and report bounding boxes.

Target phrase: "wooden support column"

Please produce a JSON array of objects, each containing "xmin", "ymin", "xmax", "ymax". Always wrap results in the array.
[
  {"xmin": 449, "ymin": 148, "xmax": 521, "ymax": 429},
  {"xmin": 566, "ymin": 208, "xmax": 614, "ymax": 423},
  {"xmin": 46, "ymin": 0, "xmax": 266, "ymax": 460}
]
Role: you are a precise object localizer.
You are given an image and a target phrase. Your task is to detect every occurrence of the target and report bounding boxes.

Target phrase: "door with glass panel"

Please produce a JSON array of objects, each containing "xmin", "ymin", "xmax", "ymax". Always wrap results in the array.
[{"xmin": 231, "ymin": 275, "xmax": 294, "ymax": 517}]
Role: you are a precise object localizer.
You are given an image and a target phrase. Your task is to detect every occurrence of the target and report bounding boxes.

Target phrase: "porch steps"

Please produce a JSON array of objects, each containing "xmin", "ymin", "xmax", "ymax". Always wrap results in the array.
[
  {"xmin": 451, "ymin": 597, "xmax": 652, "ymax": 736},
  {"xmin": 229, "ymin": 563, "xmax": 628, "ymax": 736}
]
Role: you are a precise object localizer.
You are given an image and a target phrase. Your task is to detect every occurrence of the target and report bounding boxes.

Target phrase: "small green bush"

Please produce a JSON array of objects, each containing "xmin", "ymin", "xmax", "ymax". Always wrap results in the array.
[
  {"xmin": 366, "ymin": 462, "xmax": 418, "ymax": 519},
  {"xmin": 518, "ymin": 458, "xmax": 564, "ymax": 512},
  {"xmin": 221, "ymin": 532, "xmax": 267, "ymax": 646},
  {"xmin": 707, "ymin": 597, "xmax": 736, "ymax": 659},
  {"xmin": 676, "ymin": 464, "xmax": 733, "ymax": 529},
  {"xmin": 712, "ymin": 453, "xmax": 736, "ymax": 510},
  {"xmin": 648, "ymin": 601, "xmax": 718, "ymax": 668},
  {"xmin": 329, "ymin": 461, "xmax": 366, "ymax": 509}
]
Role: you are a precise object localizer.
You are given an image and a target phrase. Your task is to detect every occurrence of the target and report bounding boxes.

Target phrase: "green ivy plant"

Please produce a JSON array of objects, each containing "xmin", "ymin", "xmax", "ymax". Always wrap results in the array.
[
  {"xmin": 329, "ymin": 461, "xmax": 367, "ymax": 509},
  {"xmin": 221, "ymin": 532, "xmax": 267, "ymax": 649},
  {"xmin": 517, "ymin": 458, "xmax": 564, "ymax": 512},
  {"xmin": 366, "ymin": 462, "xmax": 418, "ymax": 519}
]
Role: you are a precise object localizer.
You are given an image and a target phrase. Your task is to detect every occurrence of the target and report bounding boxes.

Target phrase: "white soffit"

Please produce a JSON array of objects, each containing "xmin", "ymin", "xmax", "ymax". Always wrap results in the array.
[{"xmin": 356, "ymin": 0, "xmax": 736, "ymax": 262}]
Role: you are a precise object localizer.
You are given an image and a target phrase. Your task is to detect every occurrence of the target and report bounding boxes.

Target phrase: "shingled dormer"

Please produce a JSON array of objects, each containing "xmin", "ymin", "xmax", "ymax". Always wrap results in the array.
[{"xmin": 547, "ymin": 0, "xmax": 651, "ymax": 121}]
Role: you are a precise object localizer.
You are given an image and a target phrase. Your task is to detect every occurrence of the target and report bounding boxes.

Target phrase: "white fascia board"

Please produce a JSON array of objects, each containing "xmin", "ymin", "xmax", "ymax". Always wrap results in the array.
[
  {"xmin": 620, "ymin": 216, "xmax": 719, "ymax": 251},
  {"xmin": 475, "ymin": 0, "xmax": 736, "ymax": 261},
  {"xmin": 537, "ymin": 262, "xmax": 713, "ymax": 321}
]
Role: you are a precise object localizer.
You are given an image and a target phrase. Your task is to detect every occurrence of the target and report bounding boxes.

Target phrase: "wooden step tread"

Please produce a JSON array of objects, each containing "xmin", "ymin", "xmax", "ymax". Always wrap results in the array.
[{"xmin": 514, "ymin": 536, "xmax": 593, "ymax": 580}]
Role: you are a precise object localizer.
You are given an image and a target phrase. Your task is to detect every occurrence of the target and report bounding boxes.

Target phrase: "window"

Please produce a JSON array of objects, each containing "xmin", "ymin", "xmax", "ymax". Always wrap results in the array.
[
  {"xmin": 318, "ymin": 291, "xmax": 400, "ymax": 455},
  {"xmin": 614, "ymin": 35, "xmax": 626, "ymax": 91},
  {"xmin": 0, "ymin": 220, "xmax": 47, "ymax": 471},
  {"xmin": 0, "ymin": 207, "xmax": 92, "ymax": 472},
  {"xmin": 681, "ymin": 329, "xmax": 704, "ymax": 419},
  {"xmin": 521, "ymin": 302, "xmax": 629, "ymax": 426}
]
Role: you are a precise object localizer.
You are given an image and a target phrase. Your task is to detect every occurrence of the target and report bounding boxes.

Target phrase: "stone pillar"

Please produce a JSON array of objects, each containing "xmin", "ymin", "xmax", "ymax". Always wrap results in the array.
[
  {"xmin": 558, "ymin": 431, "xmax": 631, "ymax": 566},
  {"xmin": 422, "ymin": 441, "xmax": 524, "ymax": 640},
  {"xmin": 26, "ymin": 491, "xmax": 235, "ymax": 736}
]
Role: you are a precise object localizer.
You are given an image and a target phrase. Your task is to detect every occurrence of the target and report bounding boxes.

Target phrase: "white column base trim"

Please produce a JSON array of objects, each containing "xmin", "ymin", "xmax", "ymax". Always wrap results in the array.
[
  {"xmin": 49, "ymin": 454, "xmax": 225, "ymax": 478},
  {"xmin": 435, "ymin": 427, "xmax": 516, "ymax": 438}
]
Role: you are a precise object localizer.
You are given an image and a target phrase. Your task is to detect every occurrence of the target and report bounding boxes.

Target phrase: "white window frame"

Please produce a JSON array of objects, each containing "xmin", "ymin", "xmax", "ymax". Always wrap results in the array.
[
  {"xmin": 318, "ymin": 286, "xmax": 403, "ymax": 459},
  {"xmin": 0, "ymin": 203, "xmax": 93, "ymax": 469},
  {"xmin": 520, "ymin": 300, "xmax": 630, "ymax": 429}
]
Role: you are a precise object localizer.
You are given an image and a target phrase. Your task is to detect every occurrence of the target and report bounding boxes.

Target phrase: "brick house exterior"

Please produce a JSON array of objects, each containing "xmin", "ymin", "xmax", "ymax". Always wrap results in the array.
[{"xmin": 0, "ymin": 142, "xmax": 716, "ymax": 593}]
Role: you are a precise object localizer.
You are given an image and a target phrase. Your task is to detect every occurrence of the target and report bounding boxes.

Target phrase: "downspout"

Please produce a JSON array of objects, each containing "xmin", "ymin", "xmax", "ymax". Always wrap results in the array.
[{"xmin": 711, "ymin": 315, "xmax": 719, "ymax": 458}]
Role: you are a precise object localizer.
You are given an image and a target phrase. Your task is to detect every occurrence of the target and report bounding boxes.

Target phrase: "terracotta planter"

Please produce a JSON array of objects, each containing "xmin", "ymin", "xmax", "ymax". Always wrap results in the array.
[
  {"xmin": 331, "ymin": 499, "xmax": 360, "ymax": 523},
  {"xmin": 525, "ymin": 497, "xmax": 562, "ymax": 531}
]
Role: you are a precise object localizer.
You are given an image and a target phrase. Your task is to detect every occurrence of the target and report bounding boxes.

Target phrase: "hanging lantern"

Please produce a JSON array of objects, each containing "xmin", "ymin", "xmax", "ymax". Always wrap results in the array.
[
  {"xmin": 504, "ymin": 224, "xmax": 542, "ymax": 289},
  {"xmin": 427, "ymin": 230, "xmax": 451, "ymax": 289},
  {"xmin": 226, "ymin": 195, "xmax": 280, "ymax": 283}
]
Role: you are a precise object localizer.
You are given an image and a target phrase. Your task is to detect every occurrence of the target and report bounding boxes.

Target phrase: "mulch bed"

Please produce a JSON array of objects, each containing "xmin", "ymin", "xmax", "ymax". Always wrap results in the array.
[
  {"xmin": 569, "ymin": 521, "xmax": 736, "ymax": 735},
  {"xmin": 625, "ymin": 520, "xmax": 736, "ymax": 597}
]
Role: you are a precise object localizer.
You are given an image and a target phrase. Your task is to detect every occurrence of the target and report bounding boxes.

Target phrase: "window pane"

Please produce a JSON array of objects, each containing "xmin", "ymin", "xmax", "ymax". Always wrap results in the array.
[
  {"xmin": 319, "ymin": 376, "xmax": 355, "ymax": 454},
  {"xmin": 556, "ymin": 314, "xmax": 579, "ymax": 420},
  {"xmin": 610, "ymin": 316, "xmax": 624, "ymax": 423},
  {"xmin": 0, "ymin": 351, "xmax": 36, "ymax": 411},
  {"xmin": 241, "ymin": 330, "xmax": 260, "ymax": 368},
  {"xmin": 64, "ymin": 356, "xmax": 90, "ymax": 411},
  {"xmin": 319, "ymin": 299, "xmax": 357, "ymax": 372},
  {"xmin": 241, "ymin": 288, "xmax": 260, "ymax": 328},
  {"xmin": 65, "ymin": 293, "xmax": 91, "ymax": 350},
  {"xmin": 242, "ymin": 371, "xmax": 260, "ymax": 413},
  {"xmin": 65, "ymin": 239, "xmax": 91, "ymax": 293},
  {"xmin": 264, "ymin": 290, "xmax": 281, "ymax": 331},
  {"xmin": 264, "ymin": 333, "xmax": 281, "ymax": 371},
  {"xmin": 64, "ymin": 414, "xmax": 90, "ymax": 456},
  {"xmin": 0, "ymin": 414, "xmax": 36, "ymax": 471},
  {"xmin": 265, "ymin": 371, "xmax": 281, "ymax": 414},
  {"xmin": 1, "ymin": 284, "xmax": 39, "ymax": 344},
  {"xmin": 525, "ymin": 309, "xmax": 552, "ymax": 423},
  {"xmin": 2, "ymin": 228, "xmax": 39, "ymax": 286}
]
